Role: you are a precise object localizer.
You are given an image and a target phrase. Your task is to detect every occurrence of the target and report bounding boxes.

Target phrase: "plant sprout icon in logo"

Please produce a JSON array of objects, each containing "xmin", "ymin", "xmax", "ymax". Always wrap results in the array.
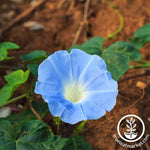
[
  {"xmin": 117, "ymin": 114, "xmax": 145, "ymax": 143},
  {"xmin": 124, "ymin": 116, "xmax": 137, "ymax": 140}
]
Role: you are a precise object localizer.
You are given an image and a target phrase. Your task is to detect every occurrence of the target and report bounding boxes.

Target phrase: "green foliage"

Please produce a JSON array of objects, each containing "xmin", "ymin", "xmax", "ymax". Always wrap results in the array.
[
  {"xmin": 0, "ymin": 69, "xmax": 30, "ymax": 107},
  {"xmin": 102, "ymin": 41, "xmax": 142, "ymax": 80},
  {"xmin": 63, "ymin": 136, "xmax": 92, "ymax": 150},
  {"xmin": 0, "ymin": 42, "xmax": 19, "ymax": 61},
  {"xmin": 20, "ymin": 50, "xmax": 47, "ymax": 63},
  {"xmin": 68, "ymin": 37, "xmax": 103, "ymax": 56},
  {"xmin": 102, "ymin": 51, "xmax": 130, "ymax": 81},
  {"xmin": 130, "ymin": 23, "xmax": 150, "ymax": 49},
  {"xmin": 0, "ymin": 100, "xmax": 91, "ymax": 150},
  {"xmin": 0, "ymin": 120, "xmax": 68, "ymax": 150},
  {"xmin": 27, "ymin": 64, "xmax": 38, "ymax": 77},
  {"xmin": 0, "ymin": 118, "xmax": 91, "ymax": 150},
  {"xmin": 103, "ymin": 41, "xmax": 142, "ymax": 61}
]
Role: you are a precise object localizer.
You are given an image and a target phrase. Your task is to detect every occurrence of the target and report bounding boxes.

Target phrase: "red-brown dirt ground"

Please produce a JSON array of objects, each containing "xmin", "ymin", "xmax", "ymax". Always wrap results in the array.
[{"xmin": 0, "ymin": 0, "xmax": 150, "ymax": 149}]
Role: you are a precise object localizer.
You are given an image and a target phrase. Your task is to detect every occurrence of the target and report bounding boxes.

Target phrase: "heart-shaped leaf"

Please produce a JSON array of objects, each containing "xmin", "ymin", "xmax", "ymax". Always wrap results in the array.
[
  {"xmin": 0, "ymin": 42, "xmax": 19, "ymax": 61},
  {"xmin": 0, "ymin": 119, "xmax": 92, "ymax": 150},
  {"xmin": 104, "ymin": 41, "xmax": 142, "ymax": 61},
  {"xmin": 102, "ymin": 41, "xmax": 142, "ymax": 81},
  {"xmin": 0, "ymin": 69, "xmax": 30, "ymax": 107},
  {"xmin": 20, "ymin": 50, "xmax": 47, "ymax": 63},
  {"xmin": 130, "ymin": 23, "xmax": 150, "ymax": 49},
  {"xmin": 68, "ymin": 37, "xmax": 103, "ymax": 56},
  {"xmin": 102, "ymin": 51, "xmax": 130, "ymax": 81},
  {"xmin": 0, "ymin": 120, "xmax": 68, "ymax": 150}
]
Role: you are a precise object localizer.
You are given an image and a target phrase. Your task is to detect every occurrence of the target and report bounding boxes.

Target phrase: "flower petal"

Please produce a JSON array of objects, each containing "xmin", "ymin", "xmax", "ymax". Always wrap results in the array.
[
  {"xmin": 43, "ymin": 95, "xmax": 70, "ymax": 117},
  {"xmin": 38, "ymin": 58, "xmax": 62, "ymax": 85},
  {"xmin": 61, "ymin": 103, "xmax": 86, "ymax": 124},
  {"xmin": 81, "ymin": 99, "xmax": 106, "ymax": 120},
  {"xmin": 34, "ymin": 81, "xmax": 63, "ymax": 97},
  {"xmin": 70, "ymin": 49, "xmax": 107, "ymax": 81},
  {"xmin": 70, "ymin": 49, "xmax": 93, "ymax": 79},
  {"xmin": 83, "ymin": 71, "xmax": 118, "ymax": 91},
  {"xmin": 83, "ymin": 90, "xmax": 118, "ymax": 112},
  {"xmin": 78, "ymin": 55, "xmax": 107, "ymax": 83},
  {"xmin": 38, "ymin": 50, "xmax": 72, "ymax": 85},
  {"xmin": 47, "ymin": 50, "xmax": 73, "ymax": 83}
]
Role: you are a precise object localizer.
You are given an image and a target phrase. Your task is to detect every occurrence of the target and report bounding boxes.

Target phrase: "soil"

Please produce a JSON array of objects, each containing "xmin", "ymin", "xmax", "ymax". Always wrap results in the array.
[{"xmin": 0, "ymin": 0, "xmax": 150, "ymax": 149}]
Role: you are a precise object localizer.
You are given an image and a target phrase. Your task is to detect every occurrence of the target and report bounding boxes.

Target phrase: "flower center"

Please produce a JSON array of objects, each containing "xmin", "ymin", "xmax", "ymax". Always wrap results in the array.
[{"xmin": 64, "ymin": 82, "xmax": 86, "ymax": 103}]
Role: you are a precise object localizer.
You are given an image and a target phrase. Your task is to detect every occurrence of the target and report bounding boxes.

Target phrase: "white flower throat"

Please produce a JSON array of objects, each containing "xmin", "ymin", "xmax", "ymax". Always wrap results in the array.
[{"xmin": 64, "ymin": 81, "xmax": 86, "ymax": 103}]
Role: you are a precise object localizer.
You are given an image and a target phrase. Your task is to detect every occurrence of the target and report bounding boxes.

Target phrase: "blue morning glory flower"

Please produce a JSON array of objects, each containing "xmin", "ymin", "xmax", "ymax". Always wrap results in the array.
[{"xmin": 34, "ymin": 49, "xmax": 118, "ymax": 124}]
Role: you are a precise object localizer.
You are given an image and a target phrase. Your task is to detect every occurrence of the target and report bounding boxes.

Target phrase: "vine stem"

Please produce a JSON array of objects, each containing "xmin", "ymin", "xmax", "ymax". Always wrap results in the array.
[
  {"xmin": 129, "ymin": 63, "xmax": 150, "ymax": 69},
  {"xmin": 56, "ymin": 117, "xmax": 61, "ymax": 134},
  {"xmin": 0, "ymin": 94, "xmax": 26, "ymax": 107},
  {"xmin": 0, "ymin": 65, "xmax": 11, "ymax": 69},
  {"xmin": 135, "ymin": 60, "xmax": 150, "ymax": 64},
  {"xmin": 104, "ymin": 1, "xmax": 124, "ymax": 40},
  {"xmin": 72, "ymin": 120, "xmax": 88, "ymax": 137},
  {"xmin": 29, "ymin": 99, "xmax": 43, "ymax": 122},
  {"xmin": 29, "ymin": 99, "xmax": 51, "ymax": 130},
  {"xmin": 122, "ymin": 88, "xmax": 145, "ymax": 113}
]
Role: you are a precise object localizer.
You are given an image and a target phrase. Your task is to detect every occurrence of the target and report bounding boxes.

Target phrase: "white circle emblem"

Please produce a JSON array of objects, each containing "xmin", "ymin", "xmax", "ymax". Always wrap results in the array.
[{"xmin": 117, "ymin": 114, "xmax": 145, "ymax": 143}]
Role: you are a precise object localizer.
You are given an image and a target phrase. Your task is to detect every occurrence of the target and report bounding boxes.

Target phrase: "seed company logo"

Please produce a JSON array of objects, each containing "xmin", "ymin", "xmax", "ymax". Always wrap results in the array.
[{"xmin": 113, "ymin": 114, "xmax": 150, "ymax": 148}]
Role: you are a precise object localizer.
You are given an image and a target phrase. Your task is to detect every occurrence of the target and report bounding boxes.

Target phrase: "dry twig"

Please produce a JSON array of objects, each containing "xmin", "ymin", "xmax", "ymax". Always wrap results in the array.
[
  {"xmin": 145, "ymin": 143, "xmax": 150, "ymax": 150},
  {"xmin": 57, "ymin": 0, "xmax": 67, "ymax": 8},
  {"xmin": 0, "ymin": 0, "xmax": 46, "ymax": 40},
  {"xmin": 122, "ymin": 88, "xmax": 145, "ymax": 113},
  {"xmin": 72, "ymin": 0, "xmax": 91, "ymax": 45}
]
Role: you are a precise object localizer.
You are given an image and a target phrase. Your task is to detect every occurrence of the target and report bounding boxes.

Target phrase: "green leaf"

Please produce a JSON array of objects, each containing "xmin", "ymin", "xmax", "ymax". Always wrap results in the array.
[
  {"xmin": 0, "ymin": 102, "xmax": 92, "ymax": 150},
  {"xmin": 102, "ymin": 41, "xmax": 142, "ymax": 81},
  {"xmin": 104, "ymin": 41, "xmax": 142, "ymax": 61},
  {"xmin": 81, "ymin": 37, "xmax": 103, "ymax": 56},
  {"xmin": 0, "ymin": 42, "xmax": 19, "ymax": 61},
  {"xmin": 20, "ymin": 50, "xmax": 47, "ymax": 63},
  {"xmin": 102, "ymin": 51, "xmax": 130, "ymax": 81},
  {"xmin": 63, "ymin": 136, "xmax": 92, "ymax": 150},
  {"xmin": 0, "ymin": 69, "xmax": 30, "ymax": 107},
  {"xmin": 68, "ymin": 45, "xmax": 80, "ymax": 53},
  {"xmin": 68, "ymin": 37, "xmax": 103, "ymax": 56},
  {"xmin": 27, "ymin": 64, "xmax": 38, "ymax": 77},
  {"xmin": 0, "ymin": 120, "xmax": 68, "ymax": 150},
  {"xmin": 130, "ymin": 23, "xmax": 150, "ymax": 49}
]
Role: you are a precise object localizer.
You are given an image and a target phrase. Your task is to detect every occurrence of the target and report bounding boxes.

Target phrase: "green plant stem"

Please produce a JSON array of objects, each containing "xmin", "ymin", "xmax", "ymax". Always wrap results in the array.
[
  {"xmin": 135, "ymin": 60, "xmax": 150, "ymax": 64},
  {"xmin": 0, "ymin": 65, "xmax": 11, "ymax": 69},
  {"xmin": 104, "ymin": 1, "xmax": 124, "ymax": 40},
  {"xmin": 72, "ymin": 120, "xmax": 88, "ymax": 137},
  {"xmin": 0, "ymin": 94, "xmax": 26, "ymax": 107},
  {"xmin": 129, "ymin": 63, "xmax": 150, "ymax": 69},
  {"xmin": 56, "ymin": 117, "xmax": 61, "ymax": 134}
]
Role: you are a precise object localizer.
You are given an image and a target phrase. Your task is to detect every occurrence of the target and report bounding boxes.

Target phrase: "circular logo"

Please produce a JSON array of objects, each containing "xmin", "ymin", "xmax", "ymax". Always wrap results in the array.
[{"xmin": 117, "ymin": 114, "xmax": 145, "ymax": 143}]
